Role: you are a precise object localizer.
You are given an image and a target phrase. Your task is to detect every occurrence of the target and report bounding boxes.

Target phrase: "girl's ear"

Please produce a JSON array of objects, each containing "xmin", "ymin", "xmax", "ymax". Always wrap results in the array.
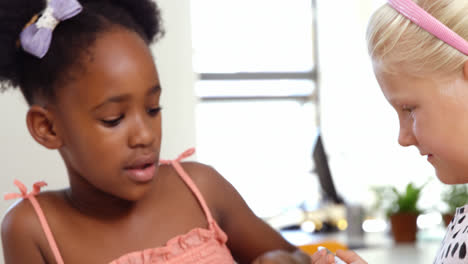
[
  {"xmin": 26, "ymin": 105, "xmax": 63, "ymax": 149},
  {"xmin": 463, "ymin": 61, "xmax": 468, "ymax": 81}
]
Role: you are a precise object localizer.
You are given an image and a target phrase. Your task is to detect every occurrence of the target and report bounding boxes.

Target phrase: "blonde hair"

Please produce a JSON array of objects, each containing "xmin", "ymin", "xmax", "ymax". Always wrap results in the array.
[{"xmin": 367, "ymin": 0, "xmax": 468, "ymax": 77}]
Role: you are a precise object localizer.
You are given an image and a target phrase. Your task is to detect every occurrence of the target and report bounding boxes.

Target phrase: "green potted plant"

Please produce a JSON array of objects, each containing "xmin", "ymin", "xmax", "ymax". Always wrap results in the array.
[
  {"xmin": 371, "ymin": 182, "xmax": 427, "ymax": 243},
  {"xmin": 441, "ymin": 184, "xmax": 468, "ymax": 226}
]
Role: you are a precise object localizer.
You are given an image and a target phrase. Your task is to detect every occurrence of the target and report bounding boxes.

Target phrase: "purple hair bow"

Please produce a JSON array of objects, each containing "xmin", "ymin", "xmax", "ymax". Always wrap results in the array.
[{"xmin": 20, "ymin": 0, "xmax": 83, "ymax": 58}]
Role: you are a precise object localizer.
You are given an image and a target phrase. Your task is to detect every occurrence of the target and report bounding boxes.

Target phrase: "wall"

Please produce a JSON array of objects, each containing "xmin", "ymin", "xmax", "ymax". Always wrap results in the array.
[{"xmin": 0, "ymin": 0, "xmax": 195, "ymax": 261}]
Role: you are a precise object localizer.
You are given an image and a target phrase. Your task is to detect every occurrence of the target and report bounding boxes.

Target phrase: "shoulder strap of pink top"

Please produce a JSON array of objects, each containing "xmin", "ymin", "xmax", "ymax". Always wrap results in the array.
[
  {"xmin": 4, "ymin": 180, "xmax": 64, "ymax": 264},
  {"xmin": 159, "ymin": 148, "xmax": 215, "ymax": 223}
]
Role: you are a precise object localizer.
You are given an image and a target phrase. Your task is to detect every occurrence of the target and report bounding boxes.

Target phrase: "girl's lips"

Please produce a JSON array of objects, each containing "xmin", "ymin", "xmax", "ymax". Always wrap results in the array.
[
  {"xmin": 427, "ymin": 154, "xmax": 434, "ymax": 162},
  {"xmin": 124, "ymin": 163, "xmax": 156, "ymax": 183}
]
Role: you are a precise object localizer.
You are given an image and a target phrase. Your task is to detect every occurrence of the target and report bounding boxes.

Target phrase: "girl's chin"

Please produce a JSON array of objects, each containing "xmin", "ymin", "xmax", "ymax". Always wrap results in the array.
[
  {"xmin": 435, "ymin": 170, "xmax": 467, "ymax": 185},
  {"xmin": 113, "ymin": 182, "xmax": 155, "ymax": 202}
]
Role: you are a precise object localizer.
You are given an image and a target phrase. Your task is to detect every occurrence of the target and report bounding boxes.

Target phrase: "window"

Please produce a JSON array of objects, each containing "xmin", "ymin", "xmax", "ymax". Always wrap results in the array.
[{"xmin": 191, "ymin": 0, "xmax": 320, "ymax": 218}]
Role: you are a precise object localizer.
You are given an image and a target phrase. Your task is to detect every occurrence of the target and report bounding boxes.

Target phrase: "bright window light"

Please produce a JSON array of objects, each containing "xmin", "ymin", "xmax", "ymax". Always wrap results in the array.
[{"xmin": 191, "ymin": 0, "xmax": 314, "ymax": 73}]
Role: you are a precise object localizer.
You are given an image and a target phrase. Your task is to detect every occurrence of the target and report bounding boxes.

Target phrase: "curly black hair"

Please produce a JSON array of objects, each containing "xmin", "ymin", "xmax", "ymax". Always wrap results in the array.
[{"xmin": 0, "ymin": 0, "xmax": 164, "ymax": 105}]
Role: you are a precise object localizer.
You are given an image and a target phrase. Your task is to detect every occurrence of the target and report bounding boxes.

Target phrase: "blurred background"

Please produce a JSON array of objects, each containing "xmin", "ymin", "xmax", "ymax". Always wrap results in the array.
[{"xmin": 0, "ymin": 0, "xmax": 459, "ymax": 262}]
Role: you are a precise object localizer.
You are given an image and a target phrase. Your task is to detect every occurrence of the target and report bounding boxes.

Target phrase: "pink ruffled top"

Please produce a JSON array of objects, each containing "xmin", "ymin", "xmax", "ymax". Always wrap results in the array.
[
  {"xmin": 4, "ymin": 148, "xmax": 235, "ymax": 264},
  {"xmin": 110, "ymin": 221, "xmax": 232, "ymax": 264}
]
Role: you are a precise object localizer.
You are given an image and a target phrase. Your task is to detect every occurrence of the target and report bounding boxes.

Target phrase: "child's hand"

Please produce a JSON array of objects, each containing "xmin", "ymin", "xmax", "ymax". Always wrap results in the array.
[
  {"xmin": 251, "ymin": 249, "xmax": 311, "ymax": 264},
  {"xmin": 311, "ymin": 248, "xmax": 368, "ymax": 264},
  {"xmin": 311, "ymin": 248, "xmax": 335, "ymax": 264},
  {"xmin": 336, "ymin": 250, "xmax": 367, "ymax": 264}
]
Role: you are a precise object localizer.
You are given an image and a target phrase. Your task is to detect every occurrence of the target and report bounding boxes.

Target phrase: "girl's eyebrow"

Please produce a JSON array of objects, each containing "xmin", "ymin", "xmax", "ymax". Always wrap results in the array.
[
  {"xmin": 92, "ymin": 94, "xmax": 131, "ymax": 111},
  {"xmin": 92, "ymin": 84, "xmax": 161, "ymax": 111},
  {"xmin": 386, "ymin": 93, "xmax": 407, "ymax": 106},
  {"xmin": 148, "ymin": 84, "xmax": 161, "ymax": 95}
]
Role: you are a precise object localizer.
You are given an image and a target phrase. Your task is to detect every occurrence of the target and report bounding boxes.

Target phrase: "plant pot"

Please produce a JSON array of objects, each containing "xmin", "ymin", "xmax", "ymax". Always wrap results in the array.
[
  {"xmin": 443, "ymin": 213, "xmax": 454, "ymax": 226},
  {"xmin": 390, "ymin": 212, "xmax": 419, "ymax": 243}
]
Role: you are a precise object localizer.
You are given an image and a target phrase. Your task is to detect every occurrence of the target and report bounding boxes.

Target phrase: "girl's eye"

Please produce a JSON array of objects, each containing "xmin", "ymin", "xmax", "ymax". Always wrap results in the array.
[
  {"xmin": 401, "ymin": 106, "xmax": 416, "ymax": 119},
  {"xmin": 101, "ymin": 115, "xmax": 124, "ymax": 127},
  {"xmin": 148, "ymin": 106, "xmax": 162, "ymax": 116},
  {"xmin": 402, "ymin": 106, "xmax": 414, "ymax": 113}
]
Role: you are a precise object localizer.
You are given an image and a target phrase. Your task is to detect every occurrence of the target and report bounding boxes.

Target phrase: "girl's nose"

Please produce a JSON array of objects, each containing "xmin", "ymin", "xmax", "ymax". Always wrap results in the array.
[
  {"xmin": 398, "ymin": 125, "xmax": 417, "ymax": 147},
  {"xmin": 129, "ymin": 116, "xmax": 155, "ymax": 148}
]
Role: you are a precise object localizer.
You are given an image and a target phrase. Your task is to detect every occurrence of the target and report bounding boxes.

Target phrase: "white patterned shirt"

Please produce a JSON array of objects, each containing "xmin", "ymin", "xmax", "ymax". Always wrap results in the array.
[{"xmin": 434, "ymin": 205, "xmax": 468, "ymax": 263}]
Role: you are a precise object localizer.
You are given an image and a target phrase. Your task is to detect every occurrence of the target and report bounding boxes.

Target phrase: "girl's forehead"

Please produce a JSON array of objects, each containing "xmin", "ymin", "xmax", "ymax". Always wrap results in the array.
[
  {"xmin": 374, "ymin": 67, "xmax": 428, "ymax": 103},
  {"xmin": 58, "ymin": 29, "xmax": 159, "ymax": 106},
  {"xmin": 375, "ymin": 66, "xmax": 468, "ymax": 109}
]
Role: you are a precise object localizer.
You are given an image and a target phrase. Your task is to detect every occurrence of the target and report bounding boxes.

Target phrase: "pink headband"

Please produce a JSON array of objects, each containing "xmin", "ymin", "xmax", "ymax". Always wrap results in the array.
[{"xmin": 388, "ymin": 0, "xmax": 468, "ymax": 55}]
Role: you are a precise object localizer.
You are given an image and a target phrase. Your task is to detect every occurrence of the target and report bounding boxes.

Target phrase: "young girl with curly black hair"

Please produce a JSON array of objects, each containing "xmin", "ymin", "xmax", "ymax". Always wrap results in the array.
[{"xmin": 0, "ymin": 0, "xmax": 311, "ymax": 263}]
